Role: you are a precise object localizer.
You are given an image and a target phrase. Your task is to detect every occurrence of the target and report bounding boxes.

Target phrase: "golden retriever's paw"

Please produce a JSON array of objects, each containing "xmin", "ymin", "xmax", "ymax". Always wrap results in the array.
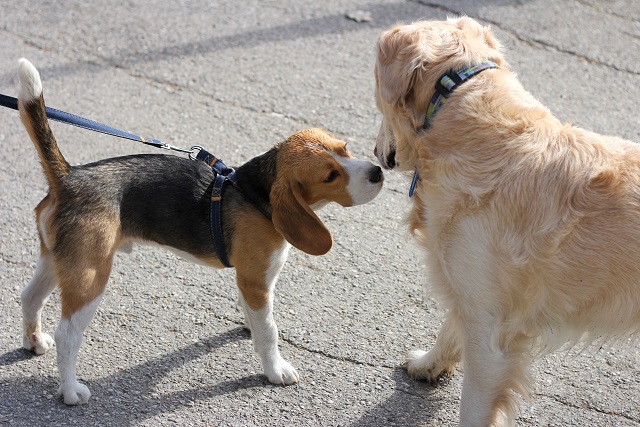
[{"xmin": 404, "ymin": 349, "xmax": 457, "ymax": 383}]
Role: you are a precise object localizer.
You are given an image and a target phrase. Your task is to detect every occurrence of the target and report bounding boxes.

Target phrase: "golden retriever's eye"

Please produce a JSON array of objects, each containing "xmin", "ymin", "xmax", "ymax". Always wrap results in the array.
[{"xmin": 324, "ymin": 170, "xmax": 340, "ymax": 183}]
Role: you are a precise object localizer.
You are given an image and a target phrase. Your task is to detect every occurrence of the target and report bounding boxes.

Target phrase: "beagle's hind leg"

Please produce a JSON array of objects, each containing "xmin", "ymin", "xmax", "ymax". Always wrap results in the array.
[
  {"xmin": 54, "ymin": 254, "xmax": 114, "ymax": 405},
  {"xmin": 22, "ymin": 199, "xmax": 58, "ymax": 354},
  {"xmin": 53, "ymin": 224, "xmax": 119, "ymax": 405},
  {"xmin": 55, "ymin": 292, "xmax": 105, "ymax": 405},
  {"xmin": 22, "ymin": 252, "xmax": 57, "ymax": 354}
]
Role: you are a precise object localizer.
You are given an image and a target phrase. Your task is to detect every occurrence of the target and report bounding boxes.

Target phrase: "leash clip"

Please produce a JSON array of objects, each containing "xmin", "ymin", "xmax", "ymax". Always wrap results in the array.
[
  {"xmin": 141, "ymin": 136, "xmax": 193, "ymax": 154},
  {"xmin": 189, "ymin": 145, "xmax": 203, "ymax": 160}
]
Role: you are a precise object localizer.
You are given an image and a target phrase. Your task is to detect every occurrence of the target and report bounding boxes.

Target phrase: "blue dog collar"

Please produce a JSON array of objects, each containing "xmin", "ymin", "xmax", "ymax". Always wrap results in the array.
[
  {"xmin": 410, "ymin": 61, "xmax": 499, "ymax": 197},
  {"xmin": 423, "ymin": 61, "xmax": 499, "ymax": 131}
]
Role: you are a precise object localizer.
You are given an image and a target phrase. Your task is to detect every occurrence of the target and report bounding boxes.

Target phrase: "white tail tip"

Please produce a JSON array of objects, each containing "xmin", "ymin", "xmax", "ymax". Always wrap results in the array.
[{"xmin": 18, "ymin": 58, "xmax": 42, "ymax": 102}]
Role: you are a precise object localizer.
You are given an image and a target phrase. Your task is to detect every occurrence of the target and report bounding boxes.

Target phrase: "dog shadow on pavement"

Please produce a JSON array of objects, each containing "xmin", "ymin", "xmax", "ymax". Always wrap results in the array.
[
  {"xmin": 1, "ymin": 327, "xmax": 462, "ymax": 426},
  {"xmin": 349, "ymin": 369, "xmax": 459, "ymax": 427},
  {"xmin": 0, "ymin": 327, "xmax": 269, "ymax": 425}
]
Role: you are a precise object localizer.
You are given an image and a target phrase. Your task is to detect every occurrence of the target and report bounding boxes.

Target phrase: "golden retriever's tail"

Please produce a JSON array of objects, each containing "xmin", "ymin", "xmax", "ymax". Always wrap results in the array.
[{"xmin": 18, "ymin": 58, "xmax": 70, "ymax": 192}]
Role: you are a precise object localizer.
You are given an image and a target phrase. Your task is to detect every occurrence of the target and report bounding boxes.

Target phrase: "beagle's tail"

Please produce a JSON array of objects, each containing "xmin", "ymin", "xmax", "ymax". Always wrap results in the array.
[{"xmin": 18, "ymin": 58, "xmax": 70, "ymax": 191}]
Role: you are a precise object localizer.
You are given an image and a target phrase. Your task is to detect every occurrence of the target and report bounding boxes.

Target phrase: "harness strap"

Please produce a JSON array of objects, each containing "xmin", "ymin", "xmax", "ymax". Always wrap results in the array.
[
  {"xmin": 210, "ymin": 173, "xmax": 232, "ymax": 268},
  {"xmin": 195, "ymin": 148, "xmax": 236, "ymax": 268}
]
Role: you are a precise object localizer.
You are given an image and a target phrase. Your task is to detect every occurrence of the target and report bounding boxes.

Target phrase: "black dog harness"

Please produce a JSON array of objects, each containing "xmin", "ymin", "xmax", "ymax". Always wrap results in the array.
[{"xmin": 192, "ymin": 148, "xmax": 238, "ymax": 268}]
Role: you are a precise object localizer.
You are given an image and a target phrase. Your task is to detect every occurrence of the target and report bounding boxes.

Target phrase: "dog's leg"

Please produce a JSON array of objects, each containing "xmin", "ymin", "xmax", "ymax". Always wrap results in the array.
[
  {"xmin": 405, "ymin": 311, "xmax": 462, "ymax": 381},
  {"xmin": 238, "ymin": 293, "xmax": 252, "ymax": 332},
  {"xmin": 458, "ymin": 316, "xmax": 531, "ymax": 427},
  {"xmin": 54, "ymin": 248, "xmax": 114, "ymax": 405},
  {"xmin": 55, "ymin": 294, "xmax": 103, "ymax": 405},
  {"xmin": 22, "ymin": 253, "xmax": 57, "ymax": 354},
  {"xmin": 235, "ymin": 243, "xmax": 299, "ymax": 385}
]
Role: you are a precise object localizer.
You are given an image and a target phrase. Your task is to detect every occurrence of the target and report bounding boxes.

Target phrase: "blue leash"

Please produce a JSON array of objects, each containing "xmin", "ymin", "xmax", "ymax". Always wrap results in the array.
[
  {"xmin": 0, "ymin": 92, "xmax": 240, "ymax": 268},
  {"xmin": 0, "ymin": 93, "xmax": 192, "ymax": 154}
]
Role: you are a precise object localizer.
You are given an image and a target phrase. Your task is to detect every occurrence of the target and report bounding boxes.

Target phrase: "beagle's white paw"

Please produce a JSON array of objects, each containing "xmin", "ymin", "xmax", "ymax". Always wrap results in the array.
[
  {"xmin": 265, "ymin": 358, "xmax": 300, "ymax": 385},
  {"xmin": 58, "ymin": 381, "xmax": 91, "ymax": 405},
  {"xmin": 23, "ymin": 332, "xmax": 55, "ymax": 355}
]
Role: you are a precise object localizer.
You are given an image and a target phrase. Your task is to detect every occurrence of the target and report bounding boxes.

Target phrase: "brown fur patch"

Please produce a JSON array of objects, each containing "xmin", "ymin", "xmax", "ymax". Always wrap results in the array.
[
  {"xmin": 53, "ymin": 215, "xmax": 122, "ymax": 319},
  {"xmin": 230, "ymin": 210, "xmax": 285, "ymax": 310}
]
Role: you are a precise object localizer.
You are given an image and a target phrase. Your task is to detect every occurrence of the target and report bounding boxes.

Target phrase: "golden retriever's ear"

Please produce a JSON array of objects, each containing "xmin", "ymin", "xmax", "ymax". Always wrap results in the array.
[
  {"xmin": 454, "ymin": 17, "xmax": 504, "ymax": 66},
  {"xmin": 376, "ymin": 25, "xmax": 432, "ymax": 105},
  {"xmin": 271, "ymin": 178, "xmax": 333, "ymax": 256}
]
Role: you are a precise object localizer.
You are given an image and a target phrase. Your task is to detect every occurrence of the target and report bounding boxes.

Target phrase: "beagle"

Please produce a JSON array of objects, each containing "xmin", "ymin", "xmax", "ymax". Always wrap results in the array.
[{"xmin": 17, "ymin": 59, "xmax": 383, "ymax": 405}]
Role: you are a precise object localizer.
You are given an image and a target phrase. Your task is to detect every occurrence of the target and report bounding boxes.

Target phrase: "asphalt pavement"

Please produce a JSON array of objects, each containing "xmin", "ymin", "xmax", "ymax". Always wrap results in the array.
[{"xmin": 0, "ymin": 1, "xmax": 639, "ymax": 426}]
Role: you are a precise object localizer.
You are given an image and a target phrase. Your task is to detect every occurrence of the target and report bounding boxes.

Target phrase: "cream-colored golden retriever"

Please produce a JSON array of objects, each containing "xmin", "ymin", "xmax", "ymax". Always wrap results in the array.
[{"xmin": 374, "ymin": 16, "xmax": 640, "ymax": 426}]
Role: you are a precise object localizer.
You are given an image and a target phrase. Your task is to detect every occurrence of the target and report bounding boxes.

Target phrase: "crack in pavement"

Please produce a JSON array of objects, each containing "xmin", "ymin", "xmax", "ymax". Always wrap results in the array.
[
  {"xmin": 576, "ymin": 0, "xmax": 640, "ymax": 24},
  {"xmin": 533, "ymin": 391, "xmax": 640, "ymax": 423},
  {"xmin": 415, "ymin": 1, "xmax": 639, "ymax": 76},
  {"xmin": 280, "ymin": 334, "xmax": 398, "ymax": 370},
  {"xmin": 0, "ymin": 255, "xmax": 32, "ymax": 268},
  {"xmin": 200, "ymin": 285, "xmax": 400, "ymax": 371}
]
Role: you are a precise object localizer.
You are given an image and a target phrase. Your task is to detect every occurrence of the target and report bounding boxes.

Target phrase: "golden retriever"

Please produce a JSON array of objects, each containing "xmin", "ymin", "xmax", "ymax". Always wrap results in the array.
[{"xmin": 373, "ymin": 16, "xmax": 640, "ymax": 426}]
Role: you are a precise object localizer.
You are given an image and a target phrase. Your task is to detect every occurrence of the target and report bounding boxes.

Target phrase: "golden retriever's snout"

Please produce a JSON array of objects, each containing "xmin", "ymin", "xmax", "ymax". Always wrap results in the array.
[
  {"xmin": 374, "ymin": 123, "xmax": 397, "ymax": 170},
  {"xmin": 384, "ymin": 150, "xmax": 396, "ymax": 170},
  {"xmin": 374, "ymin": 147, "xmax": 396, "ymax": 170}
]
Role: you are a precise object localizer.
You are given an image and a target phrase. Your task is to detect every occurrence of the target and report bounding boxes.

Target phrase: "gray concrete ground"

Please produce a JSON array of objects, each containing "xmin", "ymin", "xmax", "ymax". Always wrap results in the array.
[{"xmin": 0, "ymin": 0, "xmax": 638, "ymax": 425}]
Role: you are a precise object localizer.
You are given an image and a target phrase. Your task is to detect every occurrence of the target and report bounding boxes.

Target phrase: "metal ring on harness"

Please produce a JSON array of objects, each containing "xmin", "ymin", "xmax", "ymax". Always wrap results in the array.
[{"xmin": 189, "ymin": 145, "xmax": 204, "ymax": 160}]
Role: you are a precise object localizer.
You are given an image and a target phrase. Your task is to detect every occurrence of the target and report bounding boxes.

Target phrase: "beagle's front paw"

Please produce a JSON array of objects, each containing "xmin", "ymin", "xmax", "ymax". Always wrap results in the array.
[
  {"xmin": 58, "ymin": 380, "xmax": 91, "ymax": 405},
  {"xmin": 264, "ymin": 358, "xmax": 300, "ymax": 385},
  {"xmin": 23, "ymin": 332, "xmax": 55, "ymax": 355}
]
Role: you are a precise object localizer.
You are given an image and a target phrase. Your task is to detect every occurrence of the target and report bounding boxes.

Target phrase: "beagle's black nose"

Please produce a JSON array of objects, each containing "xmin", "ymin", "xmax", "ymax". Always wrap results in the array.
[{"xmin": 369, "ymin": 165, "xmax": 383, "ymax": 183}]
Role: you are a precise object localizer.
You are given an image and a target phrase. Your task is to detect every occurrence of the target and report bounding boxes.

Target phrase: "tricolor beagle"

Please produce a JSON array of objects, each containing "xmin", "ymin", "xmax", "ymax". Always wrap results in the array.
[{"xmin": 17, "ymin": 58, "xmax": 383, "ymax": 405}]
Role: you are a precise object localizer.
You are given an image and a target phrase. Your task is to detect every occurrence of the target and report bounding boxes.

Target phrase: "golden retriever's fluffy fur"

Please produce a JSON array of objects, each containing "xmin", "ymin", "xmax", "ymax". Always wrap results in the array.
[{"xmin": 374, "ymin": 16, "xmax": 640, "ymax": 426}]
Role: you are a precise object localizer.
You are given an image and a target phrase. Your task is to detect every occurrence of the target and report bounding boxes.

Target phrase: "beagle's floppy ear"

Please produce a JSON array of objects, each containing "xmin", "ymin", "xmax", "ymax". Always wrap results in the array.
[
  {"xmin": 271, "ymin": 178, "xmax": 333, "ymax": 256},
  {"xmin": 376, "ymin": 25, "xmax": 434, "ymax": 105}
]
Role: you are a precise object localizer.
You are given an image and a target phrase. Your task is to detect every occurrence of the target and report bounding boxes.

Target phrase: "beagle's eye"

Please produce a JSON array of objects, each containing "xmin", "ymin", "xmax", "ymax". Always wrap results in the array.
[{"xmin": 324, "ymin": 170, "xmax": 340, "ymax": 183}]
